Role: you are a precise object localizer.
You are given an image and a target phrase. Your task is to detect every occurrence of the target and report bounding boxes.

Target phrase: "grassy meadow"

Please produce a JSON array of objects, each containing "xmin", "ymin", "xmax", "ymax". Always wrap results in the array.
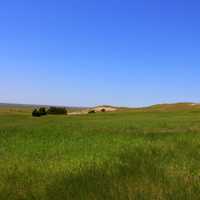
[{"xmin": 1, "ymin": 106, "xmax": 200, "ymax": 199}]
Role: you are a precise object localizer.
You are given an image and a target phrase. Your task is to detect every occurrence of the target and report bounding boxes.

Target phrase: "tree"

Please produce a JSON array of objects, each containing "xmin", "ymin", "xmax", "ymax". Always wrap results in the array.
[
  {"xmin": 47, "ymin": 107, "xmax": 67, "ymax": 115},
  {"xmin": 32, "ymin": 109, "xmax": 41, "ymax": 117},
  {"xmin": 39, "ymin": 107, "xmax": 47, "ymax": 116}
]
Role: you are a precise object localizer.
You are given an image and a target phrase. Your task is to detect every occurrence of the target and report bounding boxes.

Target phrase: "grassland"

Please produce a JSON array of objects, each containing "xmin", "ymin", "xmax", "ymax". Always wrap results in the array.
[{"xmin": 1, "ymin": 106, "xmax": 200, "ymax": 199}]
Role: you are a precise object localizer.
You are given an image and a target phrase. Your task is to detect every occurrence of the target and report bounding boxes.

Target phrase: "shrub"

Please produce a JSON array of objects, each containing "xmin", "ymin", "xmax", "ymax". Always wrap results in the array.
[
  {"xmin": 47, "ymin": 107, "xmax": 67, "ymax": 115},
  {"xmin": 39, "ymin": 107, "xmax": 47, "ymax": 116},
  {"xmin": 88, "ymin": 110, "xmax": 96, "ymax": 114},
  {"xmin": 101, "ymin": 108, "xmax": 106, "ymax": 112},
  {"xmin": 32, "ymin": 109, "xmax": 41, "ymax": 117}
]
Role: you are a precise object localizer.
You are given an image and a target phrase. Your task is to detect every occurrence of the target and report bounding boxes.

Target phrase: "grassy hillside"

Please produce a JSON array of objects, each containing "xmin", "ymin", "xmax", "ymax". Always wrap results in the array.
[{"xmin": 1, "ymin": 107, "xmax": 200, "ymax": 199}]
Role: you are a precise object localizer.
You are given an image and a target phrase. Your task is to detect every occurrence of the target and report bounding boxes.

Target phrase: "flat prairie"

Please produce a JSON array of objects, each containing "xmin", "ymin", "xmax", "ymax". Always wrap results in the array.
[{"xmin": 1, "ymin": 107, "xmax": 200, "ymax": 199}]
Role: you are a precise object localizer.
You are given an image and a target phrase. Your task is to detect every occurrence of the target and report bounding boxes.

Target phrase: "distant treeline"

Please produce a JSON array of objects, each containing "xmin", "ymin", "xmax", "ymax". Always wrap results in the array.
[{"xmin": 32, "ymin": 107, "xmax": 67, "ymax": 117}]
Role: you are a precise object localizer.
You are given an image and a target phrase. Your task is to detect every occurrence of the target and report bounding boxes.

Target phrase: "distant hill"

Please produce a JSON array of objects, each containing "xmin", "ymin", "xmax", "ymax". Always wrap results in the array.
[
  {"xmin": 0, "ymin": 103, "xmax": 46, "ymax": 108},
  {"xmin": 1, "ymin": 102, "xmax": 200, "ymax": 112},
  {"xmin": 140, "ymin": 103, "xmax": 200, "ymax": 111},
  {"xmin": 0, "ymin": 103, "xmax": 89, "ymax": 111},
  {"xmin": 93, "ymin": 105, "xmax": 118, "ymax": 112}
]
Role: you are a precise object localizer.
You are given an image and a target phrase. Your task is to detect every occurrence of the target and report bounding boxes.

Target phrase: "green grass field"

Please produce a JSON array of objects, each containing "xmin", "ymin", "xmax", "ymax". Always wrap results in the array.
[{"xmin": 1, "ymin": 107, "xmax": 200, "ymax": 199}]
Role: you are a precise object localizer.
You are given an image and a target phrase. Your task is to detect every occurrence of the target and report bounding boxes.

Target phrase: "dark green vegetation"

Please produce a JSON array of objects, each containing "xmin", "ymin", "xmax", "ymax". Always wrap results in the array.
[
  {"xmin": 88, "ymin": 110, "xmax": 96, "ymax": 114},
  {"xmin": 47, "ymin": 107, "xmax": 67, "ymax": 115},
  {"xmin": 39, "ymin": 107, "xmax": 47, "ymax": 116},
  {"xmin": 32, "ymin": 108, "xmax": 47, "ymax": 117},
  {"xmin": 32, "ymin": 107, "xmax": 67, "ymax": 117},
  {"xmin": 1, "ymin": 105, "xmax": 200, "ymax": 199}
]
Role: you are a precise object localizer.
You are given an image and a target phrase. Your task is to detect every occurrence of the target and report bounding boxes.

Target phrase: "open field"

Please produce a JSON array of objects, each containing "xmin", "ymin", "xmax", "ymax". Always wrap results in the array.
[{"xmin": 1, "ymin": 106, "xmax": 200, "ymax": 199}]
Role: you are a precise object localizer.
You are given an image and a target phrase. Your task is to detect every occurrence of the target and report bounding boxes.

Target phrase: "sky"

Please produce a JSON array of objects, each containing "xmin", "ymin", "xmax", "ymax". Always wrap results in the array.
[{"xmin": 0, "ymin": 0, "xmax": 200, "ymax": 107}]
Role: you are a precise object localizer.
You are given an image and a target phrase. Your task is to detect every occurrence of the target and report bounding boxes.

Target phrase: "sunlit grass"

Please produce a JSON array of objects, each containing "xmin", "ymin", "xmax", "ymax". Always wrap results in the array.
[{"xmin": 1, "ymin": 109, "xmax": 200, "ymax": 199}]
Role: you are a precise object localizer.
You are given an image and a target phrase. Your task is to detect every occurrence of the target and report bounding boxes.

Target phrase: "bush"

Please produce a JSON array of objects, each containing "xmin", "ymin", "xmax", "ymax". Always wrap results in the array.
[
  {"xmin": 39, "ymin": 107, "xmax": 47, "ymax": 116},
  {"xmin": 32, "ymin": 107, "xmax": 67, "ymax": 117},
  {"xmin": 88, "ymin": 110, "xmax": 96, "ymax": 114},
  {"xmin": 32, "ymin": 109, "xmax": 41, "ymax": 117},
  {"xmin": 47, "ymin": 107, "xmax": 67, "ymax": 115},
  {"xmin": 101, "ymin": 108, "xmax": 106, "ymax": 112}
]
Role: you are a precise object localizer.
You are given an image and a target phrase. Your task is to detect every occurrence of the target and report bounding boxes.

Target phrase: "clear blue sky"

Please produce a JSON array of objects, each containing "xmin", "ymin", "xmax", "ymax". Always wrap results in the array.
[{"xmin": 0, "ymin": 0, "xmax": 200, "ymax": 107}]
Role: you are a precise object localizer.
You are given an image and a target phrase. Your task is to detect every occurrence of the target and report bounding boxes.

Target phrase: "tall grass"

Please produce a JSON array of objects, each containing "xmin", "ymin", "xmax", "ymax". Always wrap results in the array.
[{"xmin": 0, "ymin": 110, "xmax": 200, "ymax": 199}]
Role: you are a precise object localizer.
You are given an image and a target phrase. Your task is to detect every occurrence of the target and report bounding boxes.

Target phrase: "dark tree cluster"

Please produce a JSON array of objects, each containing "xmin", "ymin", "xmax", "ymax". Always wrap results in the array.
[
  {"xmin": 39, "ymin": 107, "xmax": 47, "ymax": 116},
  {"xmin": 47, "ymin": 107, "xmax": 67, "ymax": 115},
  {"xmin": 32, "ymin": 107, "xmax": 67, "ymax": 117},
  {"xmin": 32, "ymin": 107, "xmax": 47, "ymax": 117}
]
